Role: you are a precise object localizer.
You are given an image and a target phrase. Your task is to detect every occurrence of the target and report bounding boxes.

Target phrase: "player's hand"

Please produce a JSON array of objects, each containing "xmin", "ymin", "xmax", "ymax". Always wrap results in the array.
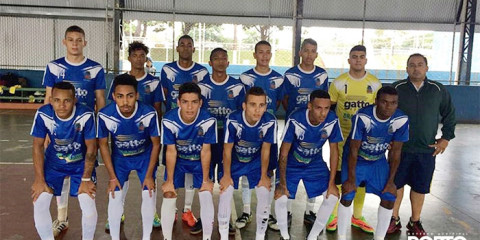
[
  {"xmin": 429, "ymin": 138, "xmax": 449, "ymax": 156},
  {"xmin": 142, "ymin": 176, "xmax": 156, "ymax": 197},
  {"xmin": 342, "ymin": 178, "xmax": 356, "ymax": 195},
  {"xmin": 200, "ymin": 180, "xmax": 214, "ymax": 193},
  {"xmin": 78, "ymin": 180, "xmax": 96, "ymax": 199},
  {"xmin": 326, "ymin": 182, "xmax": 339, "ymax": 199},
  {"xmin": 161, "ymin": 181, "xmax": 177, "ymax": 197},
  {"xmin": 219, "ymin": 175, "xmax": 233, "ymax": 193},
  {"xmin": 31, "ymin": 179, "xmax": 52, "ymax": 202},
  {"xmin": 108, "ymin": 178, "xmax": 122, "ymax": 199},
  {"xmin": 274, "ymin": 183, "xmax": 289, "ymax": 199},
  {"xmin": 257, "ymin": 175, "xmax": 271, "ymax": 191},
  {"xmin": 382, "ymin": 181, "xmax": 397, "ymax": 196}
]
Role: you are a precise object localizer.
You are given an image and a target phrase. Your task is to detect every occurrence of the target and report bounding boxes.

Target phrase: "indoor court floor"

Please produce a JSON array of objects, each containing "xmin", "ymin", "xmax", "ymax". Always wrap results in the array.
[{"xmin": 0, "ymin": 109, "xmax": 479, "ymax": 240}]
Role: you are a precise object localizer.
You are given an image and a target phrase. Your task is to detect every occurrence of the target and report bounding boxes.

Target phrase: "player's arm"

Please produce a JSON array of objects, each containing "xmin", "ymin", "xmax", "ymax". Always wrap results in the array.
[
  {"xmin": 281, "ymin": 95, "xmax": 288, "ymax": 112},
  {"xmin": 78, "ymin": 138, "xmax": 97, "ymax": 199},
  {"xmin": 94, "ymin": 89, "xmax": 106, "ymax": 112},
  {"xmin": 219, "ymin": 142, "xmax": 234, "ymax": 192},
  {"xmin": 143, "ymin": 136, "xmax": 161, "ymax": 197},
  {"xmin": 162, "ymin": 144, "xmax": 177, "ymax": 196},
  {"xmin": 199, "ymin": 143, "xmax": 213, "ymax": 193},
  {"xmin": 154, "ymin": 102, "xmax": 162, "ymax": 121},
  {"xmin": 43, "ymin": 87, "xmax": 52, "ymax": 105},
  {"xmin": 383, "ymin": 141, "xmax": 403, "ymax": 195},
  {"xmin": 327, "ymin": 142, "xmax": 340, "ymax": 198},
  {"xmin": 31, "ymin": 137, "xmax": 51, "ymax": 202},
  {"xmin": 275, "ymin": 142, "xmax": 291, "ymax": 199},
  {"xmin": 343, "ymin": 139, "xmax": 361, "ymax": 195},
  {"xmin": 98, "ymin": 137, "xmax": 122, "ymax": 197},
  {"xmin": 258, "ymin": 142, "xmax": 272, "ymax": 190}
]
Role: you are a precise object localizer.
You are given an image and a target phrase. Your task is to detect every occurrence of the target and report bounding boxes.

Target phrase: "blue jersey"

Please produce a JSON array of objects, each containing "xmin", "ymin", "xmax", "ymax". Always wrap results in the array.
[
  {"xmin": 30, "ymin": 103, "xmax": 96, "ymax": 170},
  {"xmin": 97, "ymin": 102, "xmax": 160, "ymax": 160},
  {"xmin": 198, "ymin": 76, "xmax": 245, "ymax": 130},
  {"xmin": 239, "ymin": 68, "xmax": 284, "ymax": 114},
  {"xmin": 283, "ymin": 65, "xmax": 329, "ymax": 117},
  {"xmin": 160, "ymin": 61, "xmax": 210, "ymax": 112},
  {"xmin": 225, "ymin": 110, "xmax": 277, "ymax": 168},
  {"xmin": 282, "ymin": 109, "xmax": 343, "ymax": 168},
  {"xmin": 350, "ymin": 105, "xmax": 409, "ymax": 162},
  {"xmin": 43, "ymin": 57, "xmax": 106, "ymax": 109},
  {"xmin": 108, "ymin": 72, "xmax": 165, "ymax": 106},
  {"xmin": 161, "ymin": 108, "xmax": 217, "ymax": 163}
]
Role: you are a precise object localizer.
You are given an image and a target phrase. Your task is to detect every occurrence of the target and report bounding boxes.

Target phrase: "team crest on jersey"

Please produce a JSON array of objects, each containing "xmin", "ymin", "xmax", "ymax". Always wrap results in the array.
[
  {"xmin": 270, "ymin": 80, "xmax": 276, "ymax": 89},
  {"xmin": 198, "ymin": 127, "xmax": 204, "ymax": 136},
  {"xmin": 138, "ymin": 122, "xmax": 145, "ymax": 132},
  {"xmin": 145, "ymin": 85, "xmax": 151, "ymax": 94},
  {"xmin": 320, "ymin": 129, "xmax": 328, "ymax": 139},
  {"xmin": 228, "ymin": 90, "xmax": 234, "ymax": 99},
  {"xmin": 259, "ymin": 130, "xmax": 264, "ymax": 139},
  {"xmin": 84, "ymin": 71, "xmax": 91, "ymax": 80},
  {"xmin": 367, "ymin": 85, "xmax": 372, "ymax": 94},
  {"xmin": 315, "ymin": 77, "xmax": 323, "ymax": 86},
  {"xmin": 75, "ymin": 123, "xmax": 81, "ymax": 132},
  {"xmin": 388, "ymin": 124, "xmax": 394, "ymax": 135},
  {"xmin": 192, "ymin": 75, "xmax": 198, "ymax": 83}
]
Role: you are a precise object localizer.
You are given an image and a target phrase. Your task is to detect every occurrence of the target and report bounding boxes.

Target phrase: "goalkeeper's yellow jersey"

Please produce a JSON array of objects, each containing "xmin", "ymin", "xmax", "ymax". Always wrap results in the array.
[{"xmin": 328, "ymin": 72, "xmax": 382, "ymax": 137}]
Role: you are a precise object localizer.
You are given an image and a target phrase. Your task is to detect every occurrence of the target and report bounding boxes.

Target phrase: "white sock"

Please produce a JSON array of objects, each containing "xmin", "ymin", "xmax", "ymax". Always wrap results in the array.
[
  {"xmin": 57, "ymin": 177, "xmax": 70, "ymax": 221},
  {"xmin": 241, "ymin": 176, "xmax": 251, "ymax": 214},
  {"xmin": 141, "ymin": 190, "xmax": 155, "ymax": 240},
  {"xmin": 218, "ymin": 186, "xmax": 233, "ymax": 240},
  {"xmin": 255, "ymin": 186, "xmax": 270, "ymax": 239},
  {"xmin": 337, "ymin": 203, "xmax": 352, "ymax": 240},
  {"xmin": 268, "ymin": 174, "xmax": 276, "ymax": 215},
  {"xmin": 34, "ymin": 192, "xmax": 54, "ymax": 240},
  {"xmin": 78, "ymin": 193, "xmax": 97, "ymax": 240},
  {"xmin": 199, "ymin": 191, "xmax": 214, "ymax": 239},
  {"xmin": 184, "ymin": 173, "xmax": 194, "ymax": 212},
  {"xmin": 307, "ymin": 192, "xmax": 338, "ymax": 240},
  {"xmin": 108, "ymin": 190, "xmax": 124, "ymax": 240},
  {"xmin": 161, "ymin": 198, "xmax": 177, "ymax": 240},
  {"xmin": 275, "ymin": 195, "xmax": 289, "ymax": 239},
  {"xmin": 306, "ymin": 197, "xmax": 316, "ymax": 213},
  {"xmin": 375, "ymin": 205, "xmax": 393, "ymax": 240},
  {"xmin": 287, "ymin": 199, "xmax": 293, "ymax": 212},
  {"xmin": 122, "ymin": 180, "xmax": 130, "ymax": 205}
]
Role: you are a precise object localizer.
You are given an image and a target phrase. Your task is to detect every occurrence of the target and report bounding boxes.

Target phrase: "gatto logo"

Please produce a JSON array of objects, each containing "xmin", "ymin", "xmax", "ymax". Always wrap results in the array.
[{"xmin": 408, "ymin": 236, "xmax": 467, "ymax": 240}]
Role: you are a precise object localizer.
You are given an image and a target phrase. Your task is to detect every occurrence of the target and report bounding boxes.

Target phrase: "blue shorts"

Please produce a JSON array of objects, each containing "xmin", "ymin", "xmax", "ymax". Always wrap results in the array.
[
  {"xmin": 113, "ymin": 155, "xmax": 157, "ymax": 191},
  {"xmin": 165, "ymin": 160, "xmax": 204, "ymax": 189},
  {"xmin": 341, "ymin": 158, "xmax": 395, "ymax": 201},
  {"xmin": 45, "ymin": 164, "xmax": 97, "ymax": 197},
  {"xmin": 218, "ymin": 161, "xmax": 261, "ymax": 189},
  {"xmin": 394, "ymin": 152, "xmax": 435, "ymax": 194},
  {"xmin": 268, "ymin": 143, "xmax": 278, "ymax": 171},
  {"xmin": 278, "ymin": 163, "xmax": 329, "ymax": 199}
]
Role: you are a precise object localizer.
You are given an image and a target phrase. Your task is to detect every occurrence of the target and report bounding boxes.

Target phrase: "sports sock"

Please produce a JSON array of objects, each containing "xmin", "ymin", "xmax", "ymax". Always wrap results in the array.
[
  {"xmin": 184, "ymin": 173, "xmax": 194, "ymax": 211},
  {"xmin": 241, "ymin": 176, "xmax": 251, "ymax": 214},
  {"xmin": 255, "ymin": 186, "xmax": 270, "ymax": 238},
  {"xmin": 330, "ymin": 185, "xmax": 342, "ymax": 218},
  {"xmin": 275, "ymin": 195, "xmax": 290, "ymax": 239},
  {"xmin": 268, "ymin": 174, "xmax": 276, "ymax": 215},
  {"xmin": 122, "ymin": 180, "xmax": 130, "ymax": 205},
  {"xmin": 34, "ymin": 192, "xmax": 54, "ymax": 240},
  {"xmin": 141, "ymin": 190, "xmax": 155, "ymax": 240},
  {"xmin": 287, "ymin": 199, "xmax": 293, "ymax": 212},
  {"xmin": 337, "ymin": 203, "xmax": 352, "ymax": 240},
  {"xmin": 78, "ymin": 193, "xmax": 97, "ymax": 240},
  {"xmin": 353, "ymin": 186, "xmax": 366, "ymax": 218},
  {"xmin": 375, "ymin": 205, "xmax": 393, "ymax": 240},
  {"xmin": 57, "ymin": 177, "xmax": 70, "ymax": 221},
  {"xmin": 307, "ymin": 193, "xmax": 338, "ymax": 240},
  {"xmin": 218, "ymin": 186, "xmax": 233, "ymax": 240},
  {"xmin": 160, "ymin": 197, "xmax": 177, "ymax": 240},
  {"xmin": 306, "ymin": 197, "xmax": 316, "ymax": 213},
  {"xmin": 108, "ymin": 190, "xmax": 124, "ymax": 240},
  {"xmin": 199, "ymin": 191, "xmax": 214, "ymax": 239}
]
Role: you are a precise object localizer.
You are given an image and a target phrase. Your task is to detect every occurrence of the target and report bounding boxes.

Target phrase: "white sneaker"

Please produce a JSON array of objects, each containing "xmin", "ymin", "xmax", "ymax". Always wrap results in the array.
[{"xmin": 52, "ymin": 219, "xmax": 69, "ymax": 237}]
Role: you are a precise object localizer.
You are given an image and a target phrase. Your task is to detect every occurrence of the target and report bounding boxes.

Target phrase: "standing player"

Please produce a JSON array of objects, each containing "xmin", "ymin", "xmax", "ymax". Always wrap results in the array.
[
  {"xmin": 42, "ymin": 25, "xmax": 106, "ymax": 236},
  {"xmin": 160, "ymin": 82, "xmax": 217, "ymax": 240},
  {"xmin": 326, "ymin": 45, "xmax": 382, "ymax": 233},
  {"xmin": 275, "ymin": 90, "xmax": 343, "ymax": 240},
  {"xmin": 239, "ymin": 40, "xmax": 284, "ymax": 230},
  {"xmin": 281, "ymin": 38, "xmax": 329, "ymax": 225},
  {"xmin": 97, "ymin": 75, "xmax": 160, "ymax": 240},
  {"xmin": 160, "ymin": 35, "xmax": 210, "ymax": 227},
  {"xmin": 217, "ymin": 87, "xmax": 277, "ymax": 240},
  {"xmin": 337, "ymin": 86, "xmax": 409, "ymax": 240},
  {"xmin": 31, "ymin": 82, "xmax": 97, "ymax": 240}
]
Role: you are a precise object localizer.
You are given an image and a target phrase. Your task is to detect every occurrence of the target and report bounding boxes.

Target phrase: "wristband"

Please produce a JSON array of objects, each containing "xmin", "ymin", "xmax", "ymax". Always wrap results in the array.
[
  {"xmin": 109, "ymin": 178, "xmax": 117, "ymax": 182},
  {"xmin": 81, "ymin": 178, "xmax": 91, "ymax": 182}
]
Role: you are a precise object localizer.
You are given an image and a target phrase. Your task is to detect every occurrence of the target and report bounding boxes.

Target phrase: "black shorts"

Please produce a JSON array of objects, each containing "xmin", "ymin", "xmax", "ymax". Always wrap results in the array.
[{"xmin": 394, "ymin": 152, "xmax": 436, "ymax": 194}]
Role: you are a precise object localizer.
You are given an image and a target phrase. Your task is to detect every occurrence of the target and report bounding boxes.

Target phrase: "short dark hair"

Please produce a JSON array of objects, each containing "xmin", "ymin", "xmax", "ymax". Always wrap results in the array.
[
  {"xmin": 65, "ymin": 25, "xmax": 85, "ymax": 38},
  {"xmin": 301, "ymin": 38, "xmax": 317, "ymax": 49},
  {"xmin": 210, "ymin": 48, "xmax": 228, "ymax": 61},
  {"xmin": 178, "ymin": 35, "xmax": 194, "ymax": 46},
  {"xmin": 128, "ymin": 41, "xmax": 149, "ymax": 56},
  {"xmin": 52, "ymin": 82, "xmax": 76, "ymax": 98},
  {"xmin": 255, "ymin": 40, "xmax": 271, "ymax": 52},
  {"xmin": 244, "ymin": 87, "xmax": 266, "ymax": 103},
  {"xmin": 179, "ymin": 82, "xmax": 201, "ymax": 99},
  {"xmin": 407, "ymin": 53, "xmax": 428, "ymax": 66},
  {"xmin": 112, "ymin": 74, "xmax": 137, "ymax": 93},
  {"xmin": 376, "ymin": 86, "xmax": 398, "ymax": 100},
  {"xmin": 350, "ymin": 45, "xmax": 366, "ymax": 54},
  {"xmin": 309, "ymin": 90, "xmax": 330, "ymax": 102}
]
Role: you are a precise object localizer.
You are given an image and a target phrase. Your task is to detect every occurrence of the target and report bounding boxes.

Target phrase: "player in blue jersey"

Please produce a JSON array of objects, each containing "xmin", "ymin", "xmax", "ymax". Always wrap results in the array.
[
  {"xmin": 105, "ymin": 41, "xmax": 164, "ymax": 230},
  {"xmin": 97, "ymin": 74, "xmax": 161, "ymax": 240},
  {"xmin": 31, "ymin": 82, "xmax": 97, "ymax": 240},
  {"xmin": 217, "ymin": 87, "xmax": 277, "ymax": 240},
  {"xmin": 41, "ymin": 25, "xmax": 106, "ymax": 237},
  {"xmin": 274, "ymin": 90, "xmax": 343, "ymax": 240},
  {"xmin": 239, "ymin": 40, "xmax": 284, "ymax": 231},
  {"xmin": 160, "ymin": 82, "xmax": 217, "ymax": 240},
  {"xmin": 160, "ymin": 35, "xmax": 210, "ymax": 227},
  {"xmin": 337, "ymin": 86, "xmax": 409, "ymax": 240}
]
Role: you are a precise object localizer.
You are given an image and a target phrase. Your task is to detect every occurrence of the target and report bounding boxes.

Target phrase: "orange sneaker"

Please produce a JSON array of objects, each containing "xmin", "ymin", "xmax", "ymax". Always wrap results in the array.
[
  {"xmin": 351, "ymin": 216, "xmax": 374, "ymax": 234},
  {"xmin": 182, "ymin": 210, "xmax": 197, "ymax": 227},
  {"xmin": 326, "ymin": 215, "xmax": 337, "ymax": 232}
]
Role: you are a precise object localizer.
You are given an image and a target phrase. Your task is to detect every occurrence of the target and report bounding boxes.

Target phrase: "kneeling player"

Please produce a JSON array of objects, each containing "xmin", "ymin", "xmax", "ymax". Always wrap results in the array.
[
  {"xmin": 217, "ymin": 87, "xmax": 277, "ymax": 240},
  {"xmin": 97, "ymin": 74, "xmax": 160, "ymax": 240},
  {"xmin": 275, "ymin": 90, "xmax": 343, "ymax": 240},
  {"xmin": 31, "ymin": 82, "xmax": 97, "ymax": 240},
  {"xmin": 160, "ymin": 82, "xmax": 217, "ymax": 240},
  {"xmin": 337, "ymin": 86, "xmax": 409, "ymax": 240}
]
